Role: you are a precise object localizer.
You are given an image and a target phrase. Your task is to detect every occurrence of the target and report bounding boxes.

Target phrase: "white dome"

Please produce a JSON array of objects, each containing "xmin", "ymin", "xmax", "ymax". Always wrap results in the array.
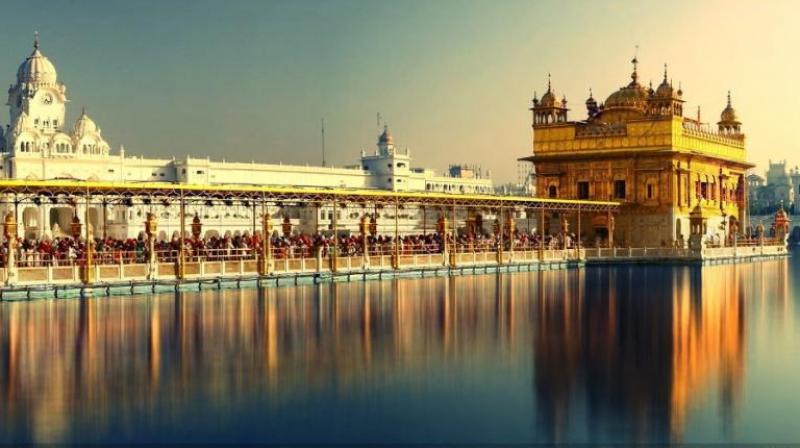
[
  {"xmin": 16, "ymin": 36, "xmax": 57, "ymax": 86},
  {"xmin": 73, "ymin": 110, "xmax": 99, "ymax": 136}
]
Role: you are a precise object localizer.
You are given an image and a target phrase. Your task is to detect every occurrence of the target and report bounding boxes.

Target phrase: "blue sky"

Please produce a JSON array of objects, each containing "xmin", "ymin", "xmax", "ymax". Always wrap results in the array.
[{"xmin": 1, "ymin": 0, "xmax": 798, "ymax": 182}]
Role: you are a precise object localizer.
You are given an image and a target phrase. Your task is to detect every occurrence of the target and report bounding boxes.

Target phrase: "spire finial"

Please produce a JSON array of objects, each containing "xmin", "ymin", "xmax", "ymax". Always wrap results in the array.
[
  {"xmin": 81, "ymin": 106, "xmax": 86, "ymax": 116},
  {"xmin": 33, "ymin": 31, "xmax": 40, "ymax": 51},
  {"xmin": 630, "ymin": 45, "xmax": 639, "ymax": 82},
  {"xmin": 727, "ymin": 90, "xmax": 732, "ymax": 106},
  {"xmin": 663, "ymin": 63, "xmax": 668, "ymax": 82},
  {"xmin": 547, "ymin": 73, "xmax": 552, "ymax": 92},
  {"xmin": 589, "ymin": 87, "xmax": 593, "ymax": 98}
]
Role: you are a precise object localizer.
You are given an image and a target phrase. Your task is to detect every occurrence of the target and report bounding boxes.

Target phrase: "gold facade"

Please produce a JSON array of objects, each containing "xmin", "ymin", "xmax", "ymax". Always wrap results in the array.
[{"xmin": 522, "ymin": 64, "xmax": 753, "ymax": 246}]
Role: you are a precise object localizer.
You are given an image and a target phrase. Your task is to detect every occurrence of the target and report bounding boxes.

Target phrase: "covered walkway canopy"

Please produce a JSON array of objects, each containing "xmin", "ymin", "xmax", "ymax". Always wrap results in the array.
[{"xmin": 0, "ymin": 179, "xmax": 620, "ymax": 211}]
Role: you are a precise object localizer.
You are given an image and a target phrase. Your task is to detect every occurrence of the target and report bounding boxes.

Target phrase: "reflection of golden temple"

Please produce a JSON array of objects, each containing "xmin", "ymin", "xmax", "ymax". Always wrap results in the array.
[{"xmin": 529, "ymin": 263, "xmax": 778, "ymax": 442}]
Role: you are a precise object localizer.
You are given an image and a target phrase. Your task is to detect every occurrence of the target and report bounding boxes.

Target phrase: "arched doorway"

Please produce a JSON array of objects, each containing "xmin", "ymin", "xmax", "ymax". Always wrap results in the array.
[{"xmin": 49, "ymin": 207, "xmax": 75, "ymax": 237}]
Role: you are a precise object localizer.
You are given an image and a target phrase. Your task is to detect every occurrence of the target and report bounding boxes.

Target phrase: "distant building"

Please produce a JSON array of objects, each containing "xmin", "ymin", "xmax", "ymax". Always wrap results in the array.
[
  {"xmin": 520, "ymin": 58, "xmax": 752, "ymax": 247},
  {"xmin": 748, "ymin": 161, "xmax": 800, "ymax": 214}
]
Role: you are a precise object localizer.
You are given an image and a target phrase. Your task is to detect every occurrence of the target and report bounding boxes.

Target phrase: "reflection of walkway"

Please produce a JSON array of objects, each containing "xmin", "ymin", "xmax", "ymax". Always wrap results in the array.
[{"xmin": 0, "ymin": 263, "xmax": 791, "ymax": 444}]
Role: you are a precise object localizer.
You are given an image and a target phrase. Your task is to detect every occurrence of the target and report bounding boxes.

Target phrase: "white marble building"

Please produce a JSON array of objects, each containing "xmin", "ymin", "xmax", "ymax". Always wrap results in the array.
[{"xmin": 0, "ymin": 35, "xmax": 495, "ymax": 240}]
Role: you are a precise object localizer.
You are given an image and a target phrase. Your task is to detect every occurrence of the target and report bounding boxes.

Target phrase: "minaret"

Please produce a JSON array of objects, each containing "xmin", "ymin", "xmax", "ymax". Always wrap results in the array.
[
  {"xmin": 585, "ymin": 88, "xmax": 598, "ymax": 119},
  {"xmin": 377, "ymin": 124, "xmax": 394, "ymax": 155},
  {"xmin": 531, "ymin": 74, "xmax": 568, "ymax": 126},
  {"xmin": 717, "ymin": 91, "xmax": 742, "ymax": 135}
]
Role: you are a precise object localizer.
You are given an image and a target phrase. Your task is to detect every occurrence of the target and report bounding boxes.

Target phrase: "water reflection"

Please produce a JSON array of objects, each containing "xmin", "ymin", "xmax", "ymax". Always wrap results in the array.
[{"xmin": 0, "ymin": 260, "xmax": 794, "ymax": 444}]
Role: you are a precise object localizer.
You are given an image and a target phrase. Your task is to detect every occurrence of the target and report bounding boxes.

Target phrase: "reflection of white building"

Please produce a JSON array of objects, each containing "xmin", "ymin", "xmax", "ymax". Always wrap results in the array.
[{"xmin": 0, "ymin": 35, "xmax": 494, "ymax": 240}]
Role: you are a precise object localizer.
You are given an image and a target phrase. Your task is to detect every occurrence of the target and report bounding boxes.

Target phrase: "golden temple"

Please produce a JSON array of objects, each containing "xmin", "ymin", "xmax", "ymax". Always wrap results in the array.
[{"xmin": 521, "ymin": 57, "xmax": 753, "ymax": 247}]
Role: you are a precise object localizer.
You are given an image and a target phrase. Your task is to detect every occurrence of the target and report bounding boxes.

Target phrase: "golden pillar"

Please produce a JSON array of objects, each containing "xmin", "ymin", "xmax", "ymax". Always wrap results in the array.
[
  {"xmin": 359, "ymin": 214, "xmax": 369, "ymax": 268},
  {"xmin": 539, "ymin": 207, "xmax": 545, "ymax": 262},
  {"xmin": 330, "ymin": 201, "xmax": 337, "ymax": 273},
  {"xmin": 191, "ymin": 213, "xmax": 202, "ymax": 241},
  {"xmin": 3, "ymin": 212, "xmax": 18, "ymax": 285},
  {"xmin": 496, "ymin": 208, "xmax": 504, "ymax": 264},
  {"xmin": 437, "ymin": 213, "xmax": 448, "ymax": 265},
  {"xmin": 392, "ymin": 199, "xmax": 400, "ymax": 269},
  {"xmin": 82, "ymin": 196, "xmax": 93, "ymax": 285},
  {"xmin": 260, "ymin": 210, "xmax": 272, "ymax": 276},
  {"xmin": 144, "ymin": 211, "xmax": 158, "ymax": 279},
  {"xmin": 576, "ymin": 205, "xmax": 582, "ymax": 259},
  {"xmin": 177, "ymin": 193, "xmax": 186, "ymax": 280},
  {"xmin": 450, "ymin": 204, "xmax": 456, "ymax": 267},
  {"xmin": 506, "ymin": 208, "xmax": 515, "ymax": 259}
]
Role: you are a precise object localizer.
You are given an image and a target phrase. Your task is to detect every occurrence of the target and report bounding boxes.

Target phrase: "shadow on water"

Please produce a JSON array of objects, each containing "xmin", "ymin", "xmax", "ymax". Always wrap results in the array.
[{"xmin": 0, "ymin": 257, "xmax": 796, "ymax": 444}]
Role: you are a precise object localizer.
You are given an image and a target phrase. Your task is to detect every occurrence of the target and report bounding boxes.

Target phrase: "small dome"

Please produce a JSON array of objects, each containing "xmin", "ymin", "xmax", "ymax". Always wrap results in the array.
[
  {"xmin": 604, "ymin": 83, "xmax": 650, "ymax": 110},
  {"xmin": 536, "ymin": 74, "xmax": 564, "ymax": 108},
  {"xmin": 539, "ymin": 90, "xmax": 559, "ymax": 107},
  {"xmin": 16, "ymin": 34, "xmax": 57, "ymax": 86},
  {"xmin": 656, "ymin": 79, "xmax": 675, "ymax": 98},
  {"xmin": 720, "ymin": 92, "xmax": 739, "ymax": 123},
  {"xmin": 378, "ymin": 125, "xmax": 393, "ymax": 145},
  {"xmin": 73, "ymin": 109, "xmax": 99, "ymax": 136}
]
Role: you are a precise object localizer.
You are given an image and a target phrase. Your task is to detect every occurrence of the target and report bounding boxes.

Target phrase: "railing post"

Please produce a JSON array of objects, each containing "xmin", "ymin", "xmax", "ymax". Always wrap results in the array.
[
  {"xmin": 507, "ymin": 206, "xmax": 515, "ymax": 263},
  {"xmin": 497, "ymin": 207, "xmax": 504, "ymax": 265},
  {"xmin": 177, "ymin": 190, "xmax": 186, "ymax": 280},
  {"xmin": 4, "ymin": 212, "xmax": 18, "ymax": 286},
  {"xmin": 450, "ymin": 202, "xmax": 457, "ymax": 267},
  {"xmin": 82, "ymin": 193, "xmax": 94, "ymax": 286},
  {"xmin": 331, "ymin": 201, "xmax": 338, "ymax": 273},
  {"xmin": 576, "ymin": 205, "xmax": 581, "ymax": 260},
  {"xmin": 393, "ymin": 198, "xmax": 400, "ymax": 269},
  {"xmin": 360, "ymin": 213, "xmax": 369, "ymax": 269},
  {"xmin": 539, "ymin": 207, "xmax": 545, "ymax": 263},
  {"xmin": 260, "ymin": 200, "xmax": 272, "ymax": 276},
  {"xmin": 438, "ymin": 212, "xmax": 449, "ymax": 267},
  {"xmin": 145, "ymin": 211, "xmax": 157, "ymax": 280}
]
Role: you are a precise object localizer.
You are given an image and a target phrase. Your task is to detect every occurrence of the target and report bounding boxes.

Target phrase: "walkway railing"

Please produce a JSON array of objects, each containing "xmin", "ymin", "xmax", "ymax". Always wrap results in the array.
[
  {"xmin": 583, "ymin": 244, "xmax": 788, "ymax": 260},
  {"xmin": 1, "ymin": 247, "xmax": 584, "ymax": 287}
]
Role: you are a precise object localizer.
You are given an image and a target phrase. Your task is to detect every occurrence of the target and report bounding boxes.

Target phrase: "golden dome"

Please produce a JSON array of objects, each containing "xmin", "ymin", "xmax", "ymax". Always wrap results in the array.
[
  {"xmin": 604, "ymin": 83, "xmax": 650, "ymax": 110},
  {"xmin": 654, "ymin": 64, "xmax": 680, "ymax": 98},
  {"xmin": 535, "ymin": 74, "xmax": 565, "ymax": 108},
  {"xmin": 378, "ymin": 125, "xmax": 393, "ymax": 145},
  {"xmin": 720, "ymin": 91, "xmax": 739, "ymax": 123},
  {"xmin": 604, "ymin": 57, "xmax": 649, "ymax": 111}
]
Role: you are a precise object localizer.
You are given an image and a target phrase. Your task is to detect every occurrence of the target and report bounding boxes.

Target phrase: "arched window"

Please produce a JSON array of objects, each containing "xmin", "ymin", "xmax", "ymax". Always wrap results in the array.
[{"xmin": 548, "ymin": 185, "xmax": 557, "ymax": 198}]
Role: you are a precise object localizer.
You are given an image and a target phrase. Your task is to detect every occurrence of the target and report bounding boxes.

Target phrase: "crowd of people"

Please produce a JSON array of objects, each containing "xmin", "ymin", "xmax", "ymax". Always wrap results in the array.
[{"xmin": 3, "ymin": 229, "xmax": 581, "ymax": 267}]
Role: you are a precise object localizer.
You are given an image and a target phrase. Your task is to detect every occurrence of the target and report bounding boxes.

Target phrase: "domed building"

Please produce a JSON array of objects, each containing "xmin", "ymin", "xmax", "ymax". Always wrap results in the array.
[
  {"xmin": 0, "ymin": 34, "xmax": 493, "ymax": 240},
  {"xmin": 521, "ymin": 56, "xmax": 753, "ymax": 247},
  {"xmin": 3, "ymin": 34, "xmax": 111, "ymax": 164}
]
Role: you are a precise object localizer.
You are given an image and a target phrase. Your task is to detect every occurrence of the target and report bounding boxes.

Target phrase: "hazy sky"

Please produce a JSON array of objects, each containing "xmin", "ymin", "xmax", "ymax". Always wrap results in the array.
[{"xmin": 1, "ymin": 0, "xmax": 798, "ymax": 182}]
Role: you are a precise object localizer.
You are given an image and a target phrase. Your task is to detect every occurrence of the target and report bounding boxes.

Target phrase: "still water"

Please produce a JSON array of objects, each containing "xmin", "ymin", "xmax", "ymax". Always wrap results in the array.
[{"xmin": 1, "ymin": 256, "xmax": 799, "ymax": 444}]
